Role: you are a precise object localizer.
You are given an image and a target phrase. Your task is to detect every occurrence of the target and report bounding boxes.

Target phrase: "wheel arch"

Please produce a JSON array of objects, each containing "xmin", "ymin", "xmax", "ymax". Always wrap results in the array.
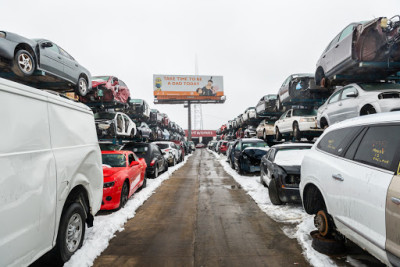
[
  {"xmin": 315, "ymin": 66, "xmax": 325, "ymax": 85},
  {"xmin": 302, "ymin": 183, "xmax": 327, "ymax": 215},
  {"xmin": 14, "ymin": 43, "xmax": 38, "ymax": 67},
  {"xmin": 62, "ymin": 185, "xmax": 93, "ymax": 227},
  {"xmin": 359, "ymin": 103, "xmax": 376, "ymax": 116}
]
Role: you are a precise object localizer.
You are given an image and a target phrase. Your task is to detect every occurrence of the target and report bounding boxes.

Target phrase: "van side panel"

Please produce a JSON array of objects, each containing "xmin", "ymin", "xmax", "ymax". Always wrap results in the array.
[
  {"xmin": 46, "ymin": 97, "xmax": 102, "ymax": 239},
  {"xmin": 0, "ymin": 88, "xmax": 56, "ymax": 267}
]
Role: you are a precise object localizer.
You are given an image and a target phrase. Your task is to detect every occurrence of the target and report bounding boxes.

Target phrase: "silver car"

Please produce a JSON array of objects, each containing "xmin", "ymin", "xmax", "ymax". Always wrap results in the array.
[{"xmin": 317, "ymin": 82, "xmax": 400, "ymax": 128}]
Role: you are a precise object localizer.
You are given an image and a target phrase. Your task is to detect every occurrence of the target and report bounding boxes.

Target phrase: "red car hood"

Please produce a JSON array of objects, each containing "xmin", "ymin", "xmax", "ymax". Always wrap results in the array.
[
  {"xmin": 92, "ymin": 80, "xmax": 107, "ymax": 88},
  {"xmin": 102, "ymin": 166, "xmax": 124, "ymax": 179}
]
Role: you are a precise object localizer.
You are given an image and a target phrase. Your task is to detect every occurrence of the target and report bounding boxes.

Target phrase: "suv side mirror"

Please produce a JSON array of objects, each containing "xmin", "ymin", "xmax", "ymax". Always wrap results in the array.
[
  {"xmin": 41, "ymin": 42, "xmax": 53, "ymax": 48},
  {"xmin": 346, "ymin": 92, "xmax": 358, "ymax": 98}
]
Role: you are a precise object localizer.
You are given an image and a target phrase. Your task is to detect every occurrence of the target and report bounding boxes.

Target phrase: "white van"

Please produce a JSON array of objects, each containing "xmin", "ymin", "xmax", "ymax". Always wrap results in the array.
[{"xmin": 0, "ymin": 78, "xmax": 103, "ymax": 266}]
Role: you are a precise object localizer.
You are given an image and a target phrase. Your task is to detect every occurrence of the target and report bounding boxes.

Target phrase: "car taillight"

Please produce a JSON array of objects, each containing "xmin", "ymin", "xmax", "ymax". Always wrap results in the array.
[
  {"xmin": 150, "ymin": 159, "xmax": 156, "ymax": 166},
  {"xmin": 165, "ymin": 149, "xmax": 170, "ymax": 152},
  {"xmin": 103, "ymin": 181, "xmax": 115, "ymax": 188}
]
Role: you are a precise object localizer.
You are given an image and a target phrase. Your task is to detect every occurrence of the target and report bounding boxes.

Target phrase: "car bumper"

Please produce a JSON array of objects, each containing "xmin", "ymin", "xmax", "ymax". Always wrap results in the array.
[
  {"xmin": 299, "ymin": 121, "xmax": 323, "ymax": 132},
  {"xmin": 101, "ymin": 187, "xmax": 121, "ymax": 210},
  {"xmin": 278, "ymin": 186, "xmax": 301, "ymax": 203}
]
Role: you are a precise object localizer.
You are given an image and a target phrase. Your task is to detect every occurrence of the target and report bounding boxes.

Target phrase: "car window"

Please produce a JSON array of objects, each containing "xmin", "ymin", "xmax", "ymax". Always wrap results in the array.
[
  {"xmin": 102, "ymin": 154, "xmax": 126, "ymax": 167},
  {"xmin": 338, "ymin": 24, "xmax": 354, "ymax": 42},
  {"xmin": 340, "ymin": 87, "xmax": 358, "ymax": 100},
  {"xmin": 47, "ymin": 42, "xmax": 60, "ymax": 53},
  {"xmin": 119, "ymin": 80, "xmax": 127, "ymax": 87},
  {"xmin": 324, "ymin": 33, "xmax": 340, "ymax": 52},
  {"xmin": 58, "ymin": 46, "xmax": 74, "ymax": 60},
  {"xmin": 282, "ymin": 76, "xmax": 291, "ymax": 87},
  {"xmin": 279, "ymin": 111, "xmax": 287, "ymax": 120},
  {"xmin": 344, "ymin": 127, "xmax": 367, "ymax": 160},
  {"xmin": 353, "ymin": 125, "xmax": 400, "ymax": 171},
  {"xmin": 236, "ymin": 142, "xmax": 241, "ymax": 151},
  {"xmin": 317, "ymin": 127, "xmax": 359, "ymax": 156},
  {"xmin": 128, "ymin": 153, "xmax": 134, "ymax": 163},
  {"xmin": 286, "ymin": 110, "xmax": 292, "ymax": 118},
  {"xmin": 328, "ymin": 90, "xmax": 342, "ymax": 104}
]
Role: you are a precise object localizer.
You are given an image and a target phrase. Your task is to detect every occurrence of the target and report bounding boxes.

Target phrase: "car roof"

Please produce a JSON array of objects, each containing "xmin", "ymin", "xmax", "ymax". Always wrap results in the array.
[
  {"xmin": 271, "ymin": 143, "xmax": 313, "ymax": 149},
  {"xmin": 325, "ymin": 111, "xmax": 400, "ymax": 133}
]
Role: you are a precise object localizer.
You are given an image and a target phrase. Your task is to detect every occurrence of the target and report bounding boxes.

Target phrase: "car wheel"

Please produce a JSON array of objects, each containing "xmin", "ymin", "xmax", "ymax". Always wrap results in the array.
[
  {"xmin": 153, "ymin": 166, "xmax": 159, "ymax": 178},
  {"xmin": 268, "ymin": 179, "xmax": 283, "ymax": 205},
  {"xmin": 12, "ymin": 49, "xmax": 35, "ymax": 77},
  {"xmin": 138, "ymin": 174, "xmax": 147, "ymax": 191},
  {"xmin": 275, "ymin": 127, "xmax": 282, "ymax": 141},
  {"xmin": 75, "ymin": 77, "xmax": 89, "ymax": 96},
  {"xmin": 260, "ymin": 171, "xmax": 266, "ymax": 186},
  {"xmin": 360, "ymin": 105, "xmax": 376, "ymax": 116},
  {"xmin": 164, "ymin": 161, "xmax": 169, "ymax": 171},
  {"xmin": 310, "ymin": 230, "xmax": 345, "ymax": 255},
  {"xmin": 230, "ymin": 158, "xmax": 235, "ymax": 169},
  {"xmin": 263, "ymin": 130, "xmax": 267, "ymax": 140},
  {"xmin": 119, "ymin": 181, "xmax": 129, "ymax": 209},
  {"xmin": 320, "ymin": 118, "xmax": 329, "ymax": 129},
  {"xmin": 173, "ymin": 157, "xmax": 176, "ymax": 166},
  {"xmin": 314, "ymin": 210, "xmax": 334, "ymax": 237},
  {"xmin": 236, "ymin": 160, "xmax": 243, "ymax": 175},
  {"xmin": 307, "ymin": 136, "xmax": 314, "ymax": 142},
  {"xmin": 293, "ymin": 122, "xmax": 301, "ymax": 141},
  {"xmin": 55, "ymin": 202, "xmax": 86, "ymax": 263}
]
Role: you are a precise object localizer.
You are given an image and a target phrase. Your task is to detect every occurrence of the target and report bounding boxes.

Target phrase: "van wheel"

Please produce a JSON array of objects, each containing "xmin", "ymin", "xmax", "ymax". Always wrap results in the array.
[
  {"xmin": 119, "ymin": 182, "xmax": 129, "ymax": 209},
  {"xmin": 75, "ymin": 77, "xmax": 88, "ymax": 96},
  {"xmin": 12, "ymin": 49, "xmax": 35, "ymax": 77},
  {"xmin": 268, "ymin": 179, "xmax": 283, "ymax": 205},
  {"xmin": 55, "ymin": 203, "xmax": 86, "ymax": 263},
  {"xmin": 314, "ymin": 210, "xmax": 334, "ymax": 237}
]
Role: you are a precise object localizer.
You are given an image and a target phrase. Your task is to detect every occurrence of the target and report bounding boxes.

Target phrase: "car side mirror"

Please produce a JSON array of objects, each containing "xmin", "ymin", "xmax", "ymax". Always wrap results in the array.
[
  {"xmin": 346, "ymin": 92, "xmax": 358, "ymax": 98},
  {"xmin": 130, "ymin": 161, "xmax": 139, "ymax": 167},
  {"xmin": 41, "ymin": 42, "xmax": 53, "ymax": 48},
  {"xmin": 162, "ymin": 151, "xmax": 166, "ymax": 155}
]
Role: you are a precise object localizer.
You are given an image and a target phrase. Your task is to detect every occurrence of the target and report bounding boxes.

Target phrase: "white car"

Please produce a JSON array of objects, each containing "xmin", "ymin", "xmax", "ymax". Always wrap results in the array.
[
  {"xmin": 317, "ymin": 82, "xmax": 400, "ymax": 128},
  {"xmin": 0, "ymin": 78, "xmax": 103, "ymax": 266},
  {"xmin": 242, "ymin": 107, "xmax": 257, "ymax": 122},
  {"xmin": 300, "ymin": 112, "xmax": 400, "ymax": 266},
  {"xmin": 274, "ymin": 108, "xmax": 322, "ymax": 141},
  {"xmin": 256, "ymin": 119, "xmax": 275, "ymax": 140},
  {"xmin": 95, "ymin": 111, "xmax": 136, "ymax": 138},
  {"xmin": 153, "ymin": 141, "xmax": 179, "ymax": 166}
]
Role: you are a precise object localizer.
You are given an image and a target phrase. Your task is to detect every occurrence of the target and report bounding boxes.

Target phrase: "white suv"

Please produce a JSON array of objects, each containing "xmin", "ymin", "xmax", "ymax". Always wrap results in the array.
[
  {"xmin": 300, "ymin": 111, "xmax": 400, "ymax": 266},
  {"xmin": 274, "ymin": 108, "xmax": 322, "ymax": 141}
]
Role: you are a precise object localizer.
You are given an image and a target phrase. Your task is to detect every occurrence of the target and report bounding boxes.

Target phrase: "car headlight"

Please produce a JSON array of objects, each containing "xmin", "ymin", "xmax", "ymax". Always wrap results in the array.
[
  {"xmin": 103, "ymin": 181, "xmax": 115, "ymax": 188},
  {"xmin": 0, "ymin": 32, "xmax": 5, "ymax": 39},
  {"xmin": 299, "ymin": 118, "xmax": 315, "ymax": 122},
  {"xmin": 98, "ymin": 123, "xmax": 111, "ymax": 130}
]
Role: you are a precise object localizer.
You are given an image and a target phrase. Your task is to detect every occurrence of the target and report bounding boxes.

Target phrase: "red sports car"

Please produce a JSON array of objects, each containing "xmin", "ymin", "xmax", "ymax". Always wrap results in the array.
[
  {"xmin": 80, "ymin": 76, "xmax": 131, "ymax": 104},
  {"xmin": 101, "ymin": 150, "xmax": 147, "ymax": 210}
]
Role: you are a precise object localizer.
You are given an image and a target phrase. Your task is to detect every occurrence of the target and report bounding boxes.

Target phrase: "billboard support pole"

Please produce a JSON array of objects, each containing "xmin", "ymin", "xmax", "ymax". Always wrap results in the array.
[{"xmin": 187, "ymin": 101, "xmax": 192, "ymax": 141}]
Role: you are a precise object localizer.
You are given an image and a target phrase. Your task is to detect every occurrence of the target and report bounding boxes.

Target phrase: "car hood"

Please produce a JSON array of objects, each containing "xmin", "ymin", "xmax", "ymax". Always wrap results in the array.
[
  {"xmin": 279, "ymin": 165, "xmax": 300, "ymax": 174},
  {"xmin": 102, "ymin": 166, "xmax": 124, "ymax": 178},
  {"xmin": 92, "ymin": 80, "xmax": 108, "ymax": 88},
  {"xmin": 243, "ymin": 147, "xmax": 269, "ymax": 160}
]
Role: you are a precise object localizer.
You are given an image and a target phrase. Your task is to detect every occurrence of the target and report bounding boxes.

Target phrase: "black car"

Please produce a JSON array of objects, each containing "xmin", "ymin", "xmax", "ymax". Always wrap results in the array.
[
  {"xmin": 122, "ymin": 142, "xmax": 168, "ymax": 178},
  {"xmin": 260, "ymin": 143, "xmax": 312, "ymax": 205},
  {"xmin": 0, "ymin": 31, "xmax": 92, "ymax": 96},
  {"xmin": 255, "ymin": 94, "xmax": 278, "ymax": 115},
  {"xmin": 232, "ymin": 138, "xmax": 269, "ymax": 174}
]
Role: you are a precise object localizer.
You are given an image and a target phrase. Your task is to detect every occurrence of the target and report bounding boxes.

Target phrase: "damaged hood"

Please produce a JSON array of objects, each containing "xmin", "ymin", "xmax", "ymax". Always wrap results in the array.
[{"xmin": 102, "ymin": 165, "xmax": 124, "ymax": 178}]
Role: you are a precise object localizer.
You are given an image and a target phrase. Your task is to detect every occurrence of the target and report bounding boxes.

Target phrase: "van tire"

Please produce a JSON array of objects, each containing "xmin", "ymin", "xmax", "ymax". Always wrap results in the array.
[{"xmin": 55, "ymin": 202, "xmax": 86, "ymax": 263}]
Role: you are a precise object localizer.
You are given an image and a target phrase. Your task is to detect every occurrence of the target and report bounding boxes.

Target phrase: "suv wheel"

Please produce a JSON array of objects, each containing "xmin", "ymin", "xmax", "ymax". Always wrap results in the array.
[
  {"xmin": 55, "ymin": 203, "xmax": 86, "ymax": 263},
  {"xmin": 314, "ymin": 210, "xmax": 334, "ymax": 237}
]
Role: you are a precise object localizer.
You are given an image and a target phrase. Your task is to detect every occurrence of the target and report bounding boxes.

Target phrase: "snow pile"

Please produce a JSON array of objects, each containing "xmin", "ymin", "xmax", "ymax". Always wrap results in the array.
[
  {"xmin": 65, "ymin": 154, "xmax": 192, "ymax": 267},
  {"xmin": 209, "ymin": 150, "xmax": 335, "ymax": 266}
]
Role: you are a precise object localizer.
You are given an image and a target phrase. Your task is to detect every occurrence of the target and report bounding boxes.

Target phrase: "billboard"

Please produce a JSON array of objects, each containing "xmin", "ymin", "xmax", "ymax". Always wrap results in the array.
[
  {"xmin": 153, "ymin": 75, "xmax": 224, "ymax": 102},
  {"xmin": 184, "ymin": 130, "xmax": 216, "ymax": 137}
]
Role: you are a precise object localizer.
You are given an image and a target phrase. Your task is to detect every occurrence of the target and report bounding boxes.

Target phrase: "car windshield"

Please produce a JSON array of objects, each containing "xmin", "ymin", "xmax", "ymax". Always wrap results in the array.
[
  {"xmin": 243, "ymin": 148, "xmax": 268, "ymax": 159},
  {"xmin": 266, "ymin": 95, "xmax": 277, "ymax": 100},
  {"xmin": 274, "ymin": 148, "xmax": 310, "ymax": 166},
  {"xmin": 99, "ymin": 143, "xmax": 122, "ymax": 151},
  {"xmin": 122, "ymin": 144, "xmax": 149, "ymax": 157},
  {"xmin": 156, "ymin": 143, "xmax": 169, "ymax": 149},
  {"xmin": 242, "ymin": 142, "xmax": 268, "ymax": 149},
  {"xmin": 359, "ymin": 83, "xmax": 400, "ymax": 91},
  {"xmin": 293, "ymin": 109, "xmax": 317, "ymax": 116},
  {"xmin": 95, "ymin": 112, "xmax": 115, "ymax": 120},
  {"xmin": 92, "ymin": 76, "xmax": 110, "ymax": 82},
  {"xmin": 102, "ymin": 154, "xmax": 126, "ymax": 167}
]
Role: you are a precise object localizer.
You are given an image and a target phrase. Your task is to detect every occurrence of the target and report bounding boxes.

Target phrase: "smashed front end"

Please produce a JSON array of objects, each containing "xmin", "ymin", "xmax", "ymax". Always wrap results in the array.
[
  {"xmin": 95, "ymin": 119, "xmax": 116, "ymax": 138},
  {"xmin": 240, "ymin": 147, "xmax": 269, "ymax": 173}
]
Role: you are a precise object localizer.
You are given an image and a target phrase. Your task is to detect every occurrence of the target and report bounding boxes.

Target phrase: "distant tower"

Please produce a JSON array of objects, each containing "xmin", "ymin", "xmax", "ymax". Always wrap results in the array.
[{"xmin": 193, "ymin": 54, "xmax": 204, "ymax": 130}]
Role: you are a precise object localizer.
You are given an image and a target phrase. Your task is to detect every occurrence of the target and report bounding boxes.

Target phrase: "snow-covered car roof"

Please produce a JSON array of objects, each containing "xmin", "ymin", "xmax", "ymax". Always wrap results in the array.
[
  {"xmin": 243, "ymin": 147, "xmax": 269, "ymax": 152},
  {"xmin": 240, "ymin": 138, "xmax": 265, "ymax": 142},
  {"xmin": 272, "ymin": 143, "xmax": 313, "ymax": 149}
]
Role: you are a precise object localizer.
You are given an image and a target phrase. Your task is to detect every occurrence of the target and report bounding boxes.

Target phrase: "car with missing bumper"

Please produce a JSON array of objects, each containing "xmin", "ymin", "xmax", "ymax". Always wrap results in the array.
[
  {"xmin": 232, "ymin": 138, "xmax": 269, "ymax": 174},
  {"xmin": 0, "ymin": 31, "xmax": 92, "ymax": 96},
  {"xmin": 80, "ymin": 76, "xmax": 130, "ymax": 104},
  {"xmin": 256, "ymin": 94, "xmax": 278, "ymax": 114},
  {"xmin": 274, "ymin": 108, "xmax": 322, "ymax": 141},
  {"xmin": 300, "ymin": 112, "xmax": 400, "ymax": 266},
  {"xmin": 261, "ymin": 143, "xmax": 312, "ymax": 205},
  {"xmin": 101, "ymin": 151, "xmax": 147, "ymax": 210},
  {"xmin": 315, "ymin": 16, "xmax": 400, "ymax": 87},
  {"xmin": 153, "ymin": 141, "xmax": 180, "ymax": 166},
  {"xmin": 95, "ymin": 112, "xmax": 136, "ymax": 139},
  {"xmin": 317, "ymin": 82, "xmax": 400, "ymax": 129}
]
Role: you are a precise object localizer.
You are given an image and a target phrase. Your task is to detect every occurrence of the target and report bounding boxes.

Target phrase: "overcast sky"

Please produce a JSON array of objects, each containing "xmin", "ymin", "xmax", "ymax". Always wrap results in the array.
[{"xmin": 1, "ymin": 0, "xmax": 397, "ymax": 130}]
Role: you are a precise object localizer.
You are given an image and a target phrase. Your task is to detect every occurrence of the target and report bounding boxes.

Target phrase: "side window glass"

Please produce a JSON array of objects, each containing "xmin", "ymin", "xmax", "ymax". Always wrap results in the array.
[
  {"xmin": 47, "ymin": 43, "xmax": 60, "ymax": 53},
  {"xmin": 317, "ymin": 127, "xmax": 359, "ymax": 156},
  {"xmin": 128, "ymin": 154, "xmax": 134, "ymax": 164},
  {"xmin": 338, "ymin": 24, "xmax": 354, "ymax": 42},
  {"xmin": 344, "ymin": 128, "xmax": 367, "ymax": 160},
  {"xmin": 354, "ymin": 126, "xmax": 400, "ymax": 171},
  {"xmin": 236, "ymin": 143, "xmax": 241, "ymax": 151},
  {"xmin": 341, "ymin": 87, "xmax": 358, "ymax": 100},
  {"xmin": 328, "ymin": 90, "xmax": 341, "ymax": 104},
  {"xmin": 326, "ymin": 33, "xmax": 341, "ymax": 52},
  {"xmin": 286, "ymin": 111, "xmax": 291, "ymax": 118}
]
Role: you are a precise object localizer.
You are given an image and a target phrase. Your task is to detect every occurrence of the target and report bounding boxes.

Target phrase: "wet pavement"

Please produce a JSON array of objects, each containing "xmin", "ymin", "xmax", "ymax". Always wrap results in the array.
[{"xmin": 93, "ymin": 149, "xmax": 308, "ymax": 266}]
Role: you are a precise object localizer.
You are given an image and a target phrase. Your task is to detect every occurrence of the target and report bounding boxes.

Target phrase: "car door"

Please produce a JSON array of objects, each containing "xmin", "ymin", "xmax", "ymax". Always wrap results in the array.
[
  {"xmin": 275, "ymin": 111, "xmax": 288, "ymax": 132},
  {"xmin": 233, "ymin": 141, "xmax": 242, "ymax": 168},
  {"xmin": 334, "ymin": 24, "xmax": 356, "ymax": 67},
  {"xmin": 123, "ymin": 114, "xmax": 131, "ymax": 135},
  {"xmin": 338, "ymin": 125, "xmax": 400, "ymax": 250},
  {"xmin": 263, "ymin": 148, "xmax": 275, "ymax": 185},
  {"xmin": 116, "ymin": 113, "xmax": 125, "ymax": 135},
  {"xmin": 386, "ymin": 172, "xmax": 400, "ymax": 261},
  {"xmin": 58, "ymin": 46, "xmax": 79, "ymax": 83},
  {"xmin": 281, "ymin": 110, "xmax": 293, "ymax": 133},
  {"xmin": 338, "ymin": 86, "xmax": 359, "ymax": 121},
  {"xmin": 38, "ymin": 41, "xmax": 65, "ymax": 77},
  {"xmin": 128, "ymin": 153, "xmax": 141, "ymax": 193},
  {"xmin": 320, "ymin": 33, "xmax": 341, "ymax": 74},
  {"xmin": 154, "ymin": 147, "xmax": 164, "ymax": 170},
  {"xmin": 325, "ymin": 89, "xmax": 343, "ymax": 124}
]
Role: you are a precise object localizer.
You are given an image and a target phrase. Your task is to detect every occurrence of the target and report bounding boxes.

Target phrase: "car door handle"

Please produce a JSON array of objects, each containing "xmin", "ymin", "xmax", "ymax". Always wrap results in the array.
[
  {"xmin": 391, "ymin": 197, "xmax": 400, "ymax": 205},
  {"xmin": 332, "ymin": 174, "xmax": 344, "ymax": 181}
]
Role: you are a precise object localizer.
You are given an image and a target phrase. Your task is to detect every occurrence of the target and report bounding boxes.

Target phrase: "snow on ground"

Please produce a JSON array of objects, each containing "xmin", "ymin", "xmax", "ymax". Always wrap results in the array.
[
  {"xmin": 209, "ymin": 149, "xmax": 336, "ymax": 267},
  {"xmin": 65, "ymin": 155, "xmax": 192, "ymax": 267}
]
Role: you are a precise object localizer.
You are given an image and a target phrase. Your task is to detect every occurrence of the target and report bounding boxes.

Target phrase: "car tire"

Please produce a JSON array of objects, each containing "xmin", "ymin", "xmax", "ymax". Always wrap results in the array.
[
  {"xmin": 12, "ymin": 49, "xmax": 35, "ymax": 77},
  {"xmin": 230, "ymin": 158, "xmax": 234, "ymax": 169},
  {"xmin": 55, "ymin": 202, "xmax": 86, "ymax": 263},
  {"xmin": 138, "ymin": 175, "xmax": 147, "ymax": 191},
  {"xmin": 173, "ymin": 157, "xmax": 176, "ymax": 166},
  {"xmin": 164, "ymin": 161, "xmax": 169, "ymax": 172},
  {"xmin": 153, "ymin": 166, "xmax": 159, "ymax": 178},
  {"xmin": 293, "ymin": 122, "xmax": 301, "ymax": 141},
  {"xmin": 314, "ymin": 210, "xmax": 334, "ymax": 237},
  {"xmin": 119, "ymin": 181, "xmax": 129, "ymax": 209},
  {"xmin": 263, "ymin": 130, "xmax": 267, "ymax": 140},
  {"xmin": 307, "ymin": 136, "xmax": 314, "ymax": 142},
  {"xmin": 236, "ymin": 160, "xmax": 243, "ymax": 175},
  {"xmin": 268, "ymin": 179, "xmax": 283, "ymax": 205},
  {"xmin": 75, "ymin": 77, "xmax": 89, "ymax": 96},
  {"xmin": 360, "ymin": 105, "xmax": 376, "ymax": 116},
  {"xmin": 310, "ymin": 230, "xmax": 346, "ymax": 255},
  {"xmin": 275, "ymin": 127, "xmax": 282, "ymax": 141}
]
